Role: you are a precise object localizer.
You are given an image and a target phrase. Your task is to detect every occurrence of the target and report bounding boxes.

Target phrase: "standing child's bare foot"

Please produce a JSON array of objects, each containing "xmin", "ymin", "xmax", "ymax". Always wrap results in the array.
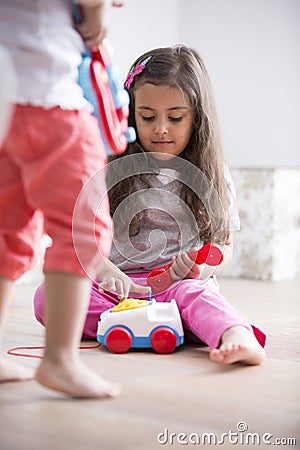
[
  {"xmin": 0, "ymin": 358, "xmax": 35, "ymax": 382},
  {"xmin": 209, "ymin": 326, "xmax": 265, "ymax": 365},
  {"xmin": 35, "ymin": 355, "xmax": 121, "ymax": 399}
]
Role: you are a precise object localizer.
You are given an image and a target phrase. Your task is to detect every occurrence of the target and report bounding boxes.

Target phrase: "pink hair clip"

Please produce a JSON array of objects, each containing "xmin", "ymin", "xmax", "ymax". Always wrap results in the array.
[{"xmin": 125, "ymin": 56, "xmax": 152, "ymax": 89}]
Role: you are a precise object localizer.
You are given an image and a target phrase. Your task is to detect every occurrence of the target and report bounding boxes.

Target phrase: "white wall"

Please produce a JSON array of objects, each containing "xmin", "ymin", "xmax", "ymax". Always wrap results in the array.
[
  {"xmin": 107, "ymin": 0, "xmax": 300, "ymax": 169},
  {"xmin": 107, "ymin": 0, "xmax": 180, "ymax": 79}
]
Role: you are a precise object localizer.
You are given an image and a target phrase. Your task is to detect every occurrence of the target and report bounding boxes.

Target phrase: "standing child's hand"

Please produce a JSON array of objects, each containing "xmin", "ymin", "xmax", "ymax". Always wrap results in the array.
[
  {"xmin": 76, "ymin": 1, "xmax": 108, "ymax": 50},
  {"xmin": 76, "ymin": 1, "xmax": 124, "ymax": 50}
]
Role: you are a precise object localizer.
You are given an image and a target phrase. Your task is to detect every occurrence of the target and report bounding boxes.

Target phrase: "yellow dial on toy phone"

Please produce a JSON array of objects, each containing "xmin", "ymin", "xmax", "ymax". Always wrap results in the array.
[{"xmin": 111, "ymin": 298, "xmax": 149, "ymax": 312}]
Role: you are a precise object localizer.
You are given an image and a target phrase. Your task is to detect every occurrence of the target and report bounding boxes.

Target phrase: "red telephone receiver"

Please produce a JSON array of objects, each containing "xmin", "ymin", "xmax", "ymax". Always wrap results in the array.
[{"xmin": 89, "ymin": 44, "xmax": 135, "ymax": 155}]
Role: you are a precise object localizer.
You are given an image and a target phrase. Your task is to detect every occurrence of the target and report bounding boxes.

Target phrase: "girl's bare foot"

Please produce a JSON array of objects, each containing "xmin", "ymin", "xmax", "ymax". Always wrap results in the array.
[
  {"xmin": 35, "ymin": 356, "xmax": 121, "ymax": 399},
  {"xmin": 0, "ymin": 359, "xmax": 35, "ymax": 383},
  {"xmin": 209, "ymin": 326, "xmax": 265, "ymax": 365}
]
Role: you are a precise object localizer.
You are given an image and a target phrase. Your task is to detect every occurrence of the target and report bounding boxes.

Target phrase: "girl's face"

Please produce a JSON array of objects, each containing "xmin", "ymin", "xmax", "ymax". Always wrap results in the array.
[{"xmin": 134, "ymin": 83, "xmax": 194, "ymax": 160}]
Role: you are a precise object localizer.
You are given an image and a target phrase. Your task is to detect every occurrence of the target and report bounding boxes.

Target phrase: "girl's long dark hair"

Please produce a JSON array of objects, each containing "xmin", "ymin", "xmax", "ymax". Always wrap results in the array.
[{"xmin": 108, "ymin": 45, "xmax": 230, "ymax": 244}]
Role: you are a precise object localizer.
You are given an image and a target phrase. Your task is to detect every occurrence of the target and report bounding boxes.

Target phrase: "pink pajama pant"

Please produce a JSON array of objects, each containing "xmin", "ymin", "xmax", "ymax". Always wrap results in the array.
[
  {"xmin": 33, "ymin": 273, "xmax": 266, "ymax": 349},
  {"xmin": 0, "ymin": 105, "xmax": 112, "ymax": 281}
]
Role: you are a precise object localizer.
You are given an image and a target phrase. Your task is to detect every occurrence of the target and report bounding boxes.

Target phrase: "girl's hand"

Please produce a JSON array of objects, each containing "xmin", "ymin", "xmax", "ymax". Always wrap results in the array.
[
  {"xmin": 98, "ymin": 260, "xmax": 150, "ymax": 299},
  {"xmin": 169, "ymin": 238, "xmax": 233, "ymax": 281},
  {"xmin": 169, "ymin": 250, "xmax": 202, "ymax": 281}
]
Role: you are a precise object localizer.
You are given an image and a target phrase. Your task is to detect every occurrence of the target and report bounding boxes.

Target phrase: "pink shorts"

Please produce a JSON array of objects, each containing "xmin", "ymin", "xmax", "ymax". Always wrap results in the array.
[
  {"xmin": 33, "ymin": 273, "xmax": 267, "ymax": 349},
  {"xmin": 0, "ymin": 105, "xmax": 112, "ymax": 280}
]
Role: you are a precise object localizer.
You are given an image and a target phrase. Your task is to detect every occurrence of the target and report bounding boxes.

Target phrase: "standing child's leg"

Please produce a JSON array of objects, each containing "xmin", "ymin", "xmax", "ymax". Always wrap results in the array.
[
  {"xmin": 34, "ymin": 280, "xmax": 121, "ymax": 340},
  {"xmin": 0, "ymin": 64, "xmax": 35, "ymax": 381},
  {"xmin": 0, "ymin": 276, "xmax": 34, "ymax": 382},
  {"xmin": 35, "ymin": 272, "xmax": 121, "ymax": 398},
  {"xmin": 0, "ymin": 106, "xmax": 121, "ymax": 398}
]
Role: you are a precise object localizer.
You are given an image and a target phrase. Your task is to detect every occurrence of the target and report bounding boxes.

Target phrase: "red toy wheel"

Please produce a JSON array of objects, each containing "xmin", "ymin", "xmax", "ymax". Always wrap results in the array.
[
  {"xmin": 105, "ymin": 327, "xmax": 132, "ymax": 353},
  {"xmin": 151, "ymin": 327, "xmax": 177, "ymax": 354}
]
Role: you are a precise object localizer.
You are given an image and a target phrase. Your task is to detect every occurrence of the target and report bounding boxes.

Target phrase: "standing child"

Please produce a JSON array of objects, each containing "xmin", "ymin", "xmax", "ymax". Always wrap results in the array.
[
  {"xmin": 34, "ymin": 45, "xmax": 266, "ymax": 365},
  {"xmin": 0, "ymin": 0, "xmax": 144, "ymax": 398}
]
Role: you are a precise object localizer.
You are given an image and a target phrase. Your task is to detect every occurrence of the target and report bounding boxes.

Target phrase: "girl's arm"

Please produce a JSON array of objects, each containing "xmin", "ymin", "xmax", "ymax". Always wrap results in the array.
[
  {"xmin": 97, "ymin": 257, "xmax": 150, "ymax": 299},
  {"xmin": 211, "ymin": 233, "xmax": 233, "ymax": 275},
  {"xmin": 169, "ymin": 233, "xmax": 234, "ymax": 281}
]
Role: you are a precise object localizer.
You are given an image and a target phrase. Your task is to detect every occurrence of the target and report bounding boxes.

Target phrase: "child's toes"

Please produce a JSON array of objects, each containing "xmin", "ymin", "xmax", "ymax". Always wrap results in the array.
[
  {"xmin": 209, "ymin": 349, "xmax": 224, "ymax": 362},
  {"xmin": 219, "ymin": 344, "xmax": 234, "ymax": 355}
]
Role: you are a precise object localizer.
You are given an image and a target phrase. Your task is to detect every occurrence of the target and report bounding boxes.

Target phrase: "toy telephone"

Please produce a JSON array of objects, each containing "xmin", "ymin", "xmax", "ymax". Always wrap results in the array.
[
  {"xmin": 147, "ymin": 243, "xmax": 224, "ymax": 294},
  {"xmin": 73, "ymin": 4, "xmax": 136, "ymax": 155}
]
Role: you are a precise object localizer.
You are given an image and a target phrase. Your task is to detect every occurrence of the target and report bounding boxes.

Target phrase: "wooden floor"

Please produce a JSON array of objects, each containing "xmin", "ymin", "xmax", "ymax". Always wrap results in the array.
[{"xmin": 0, "ymin": 279, "xmax": 299, "ymax": 450}]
